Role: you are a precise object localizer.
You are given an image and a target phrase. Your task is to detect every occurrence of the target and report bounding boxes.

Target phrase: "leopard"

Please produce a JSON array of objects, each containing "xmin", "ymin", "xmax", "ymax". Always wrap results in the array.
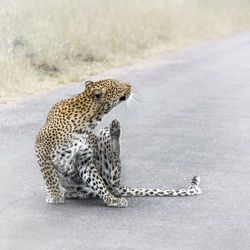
[{"xmin": 35, "ymin": 79, "xmax": 201, "ymax": 208}]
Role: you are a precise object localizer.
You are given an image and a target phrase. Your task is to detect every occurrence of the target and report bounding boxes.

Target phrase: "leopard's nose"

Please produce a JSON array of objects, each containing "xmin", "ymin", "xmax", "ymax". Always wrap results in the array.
[{"xmin": 120, "ymin": 82, "xmax": 131, "ymax": 94}]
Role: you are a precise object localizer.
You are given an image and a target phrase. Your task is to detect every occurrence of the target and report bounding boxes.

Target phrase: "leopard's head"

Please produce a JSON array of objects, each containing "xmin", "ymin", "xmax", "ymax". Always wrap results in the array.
[{"xmin": 84, "ymin": 79, "xmax": 131, "ymax": 115}]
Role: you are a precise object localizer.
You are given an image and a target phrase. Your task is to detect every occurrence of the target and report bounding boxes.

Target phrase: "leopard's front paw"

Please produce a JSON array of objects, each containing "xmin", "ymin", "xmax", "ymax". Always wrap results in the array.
[
  {"xmin": 46, "ymin": 193, "xmax": 64, "ymax": 204},
  {"xmin": 110, "ymin": 119, "xmax": 121, "ymax": 138},
  {"xmin": 106, "ymin": 197, "xmax": 128, "ymax": 208}
]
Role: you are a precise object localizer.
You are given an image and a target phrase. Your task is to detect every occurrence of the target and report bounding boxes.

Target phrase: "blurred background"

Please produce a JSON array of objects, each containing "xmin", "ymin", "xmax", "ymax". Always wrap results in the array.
[{"xmin": 1, "ymin": 0, "xmax": 250, "ymax": 105}]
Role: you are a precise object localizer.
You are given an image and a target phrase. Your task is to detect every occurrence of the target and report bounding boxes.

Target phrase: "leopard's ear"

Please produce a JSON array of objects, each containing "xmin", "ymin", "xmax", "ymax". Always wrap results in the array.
[
  {"xmin": 91, "ymin": 88, "xmax": 103, "ymax": 99},
  {"xmin": 85, "ymin": 80, "xmax": 94, "ymax": 87}
]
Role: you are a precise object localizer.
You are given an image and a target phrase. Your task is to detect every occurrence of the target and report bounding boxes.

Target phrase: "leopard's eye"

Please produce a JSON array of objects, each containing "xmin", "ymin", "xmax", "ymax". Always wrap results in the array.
[
  {"xmin": 117, "ymin": 88, "xmax": 123, "ymax": 94},
  {"xmin": 91, "ymin": 88, "xmax": 103, "ymax": 99}
]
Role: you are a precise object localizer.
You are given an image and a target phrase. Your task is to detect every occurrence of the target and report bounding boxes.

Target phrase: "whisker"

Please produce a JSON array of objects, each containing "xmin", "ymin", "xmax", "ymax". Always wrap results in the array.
[
  {"xmin": 132, "ymin": 97, "xmax": 143, "ymax": 108},
  {"xmin": 131, "ymin": 100, "xmax": 141, "ymax": 113},
  {"xmin": 132, "ymin": 92, "xmax": 141, "ymax": 100},
  {"xmin": 126, "ymin": 92, "xmax": 143, "ymax": 113},
  {"xmin": 131, "ymin": 93, "xmax": 143, "ymax": 111},
  {"xmin": 127, "ymin": 95, "xmax": 135, "ymax": 112},
  {"xmin": 126, "ymin": 95, "xmax": 133, "ymax": 111},
  {"xmin": 132, "ymin": 92, "xmax": 142, "ymax": 102}
]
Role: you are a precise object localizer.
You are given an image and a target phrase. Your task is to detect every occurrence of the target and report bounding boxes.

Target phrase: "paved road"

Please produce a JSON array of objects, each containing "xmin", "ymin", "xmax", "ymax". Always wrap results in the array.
[{"xmin": 1, "ymin": 32, "xmax": 250, "ymax": 250}]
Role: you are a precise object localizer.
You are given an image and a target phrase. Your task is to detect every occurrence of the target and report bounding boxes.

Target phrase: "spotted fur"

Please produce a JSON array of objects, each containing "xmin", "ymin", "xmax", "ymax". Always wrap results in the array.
[{"xmin": 35, "ymin": 79, "xmax": 201, "ymax": 207}]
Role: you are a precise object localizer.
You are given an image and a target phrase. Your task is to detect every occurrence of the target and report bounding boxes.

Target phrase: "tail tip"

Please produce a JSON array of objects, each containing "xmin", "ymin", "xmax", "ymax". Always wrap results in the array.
[{"xmin": 191, "ymin": 176, "xmax": 201, "ymax": 186}]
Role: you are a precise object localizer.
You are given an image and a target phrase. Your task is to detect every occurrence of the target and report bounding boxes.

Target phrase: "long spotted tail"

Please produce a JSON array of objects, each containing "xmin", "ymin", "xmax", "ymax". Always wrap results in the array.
[{"xmin": 114, "ymin": 176, "xmax": 201, "ymax": 197}]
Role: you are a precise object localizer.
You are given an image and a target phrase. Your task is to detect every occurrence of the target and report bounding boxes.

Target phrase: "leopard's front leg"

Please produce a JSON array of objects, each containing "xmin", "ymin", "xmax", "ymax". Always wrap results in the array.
[
  {"xmin": 35, "ymin": 147, "xmax": 64, "ymax": 204},
  {"xmin": 79, "ymin": 163, "xmax": 128, "ymax": 207}
]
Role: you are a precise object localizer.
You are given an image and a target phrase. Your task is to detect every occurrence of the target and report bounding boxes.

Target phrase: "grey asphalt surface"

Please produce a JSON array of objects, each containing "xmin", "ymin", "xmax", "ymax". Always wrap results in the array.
[{"xmin": 1, "ymin": 32, "xmax": 250, "ymax": 250}]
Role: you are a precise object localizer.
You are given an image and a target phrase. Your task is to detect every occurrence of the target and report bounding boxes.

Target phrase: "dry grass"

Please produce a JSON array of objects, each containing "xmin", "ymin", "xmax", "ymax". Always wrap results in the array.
[{"xmin": 1, "ymin": 0, "xmax": 250, "ymax": 104}]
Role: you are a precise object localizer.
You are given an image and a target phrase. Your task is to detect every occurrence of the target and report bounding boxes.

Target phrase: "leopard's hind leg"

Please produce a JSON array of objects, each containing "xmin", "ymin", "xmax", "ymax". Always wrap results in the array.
[
  {"xmin": 63, "ymin": 130, "xmax": 127, "ymax": 207},
  {"xmin": 64, "ymin": 120, "xmax": 122, "ymax": 199},
  {"xmin": 97, "ymin": 119, "xmax": 122, "ymax": 191},
  {"xmin": 63, "ymin": 132, "xmax": 100, "ymax": 200}
]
